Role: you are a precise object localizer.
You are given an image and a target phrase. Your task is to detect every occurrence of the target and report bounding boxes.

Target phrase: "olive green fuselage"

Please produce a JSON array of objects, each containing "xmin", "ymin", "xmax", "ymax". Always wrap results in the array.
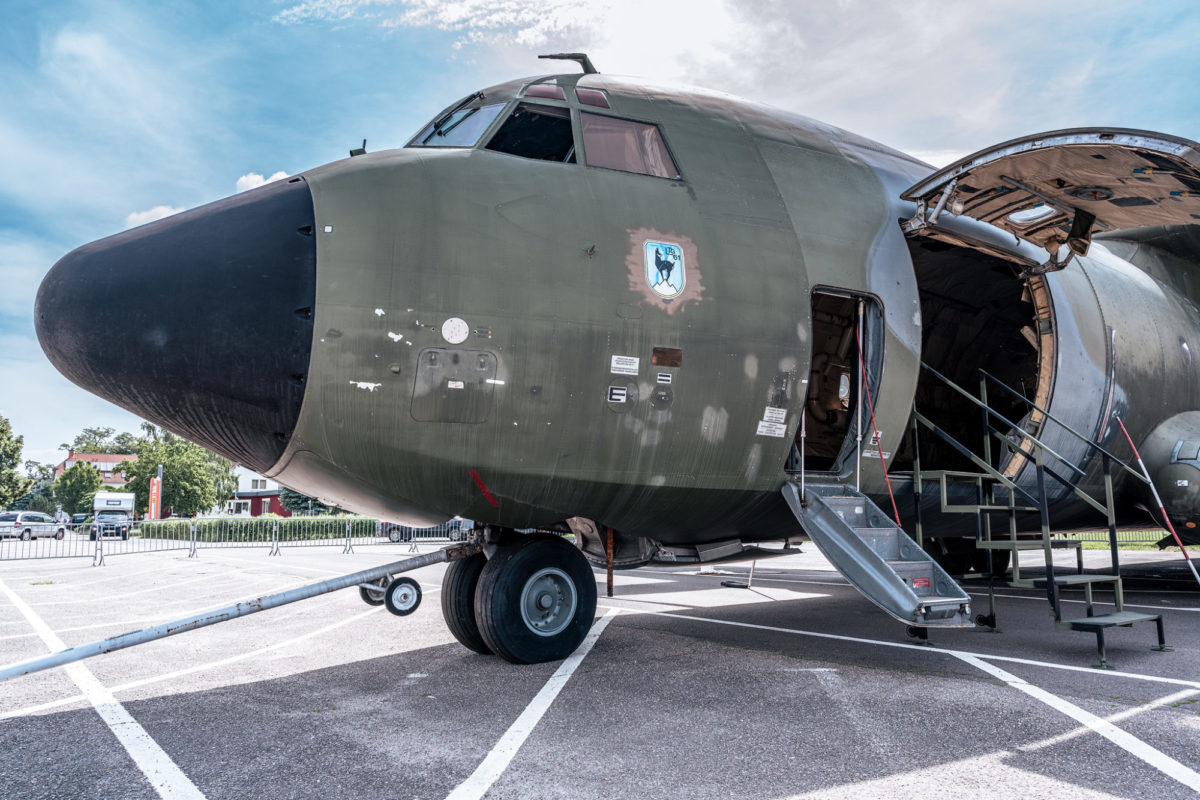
[{"xmin": 268, "ymin": 74, "xmax": 925, "ymax": 542}]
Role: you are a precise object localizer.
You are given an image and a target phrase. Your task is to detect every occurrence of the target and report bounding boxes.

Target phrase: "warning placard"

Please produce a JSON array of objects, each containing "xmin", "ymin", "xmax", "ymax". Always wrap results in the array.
[
  {"xmin": 756, "ymin": 421, "xmax": 787, "ymax": 438},
  {"xmin": 610, "ymin": 355, "xmax": 639, "ymax": 376}
]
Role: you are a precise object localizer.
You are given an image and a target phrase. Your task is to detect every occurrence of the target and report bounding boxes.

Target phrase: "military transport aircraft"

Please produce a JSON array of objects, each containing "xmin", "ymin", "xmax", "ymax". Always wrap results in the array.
[{"xmin": 35, "ymin": 54, "xmax": 1200, "ymax": 665}]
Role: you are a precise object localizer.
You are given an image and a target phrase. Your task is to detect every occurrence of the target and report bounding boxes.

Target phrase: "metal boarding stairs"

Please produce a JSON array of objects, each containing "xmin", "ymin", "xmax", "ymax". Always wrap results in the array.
[
  {"xmin": 909, "ymin": 364, "xmax": 1171, "ymax": 668},
  {"xmin": 782, "ymin": 481, "xmax": 973, "ymax": 631}
]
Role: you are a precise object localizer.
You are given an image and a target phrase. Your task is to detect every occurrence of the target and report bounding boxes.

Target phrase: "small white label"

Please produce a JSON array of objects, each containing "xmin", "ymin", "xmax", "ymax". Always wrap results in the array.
[
  {"xmin": 323, "ymin": 225, "xmax": 333, "ymax": 233},
  {"xmin": 1177, "ymin": 479, "xmax": 1190, "ymax": 487},
  {"xmin": 863, "ymin": 449, "xmax": 891, "ymax": 460},
  {"xmin": 756, "ymin": 421, "xmax": 787, "ymax": 438},
  {"xmin": 763, "ymin": 407, "xmax": 787, "ymax": 424},
  {"xmin": 657, "ymin": 373, "xmax": 672, "ymax": 384},
  {"xmin": 608, "ymin": 386, "xmax": 628, "ymax": 403},
  {"xmin": 448, "ymin": 380, "xmax": 464, "ymax": 390},
  {"xmin": 868, "ymin": 431, "xmax": 883, "ymax": 446},
  {"xmin": 611, "ymin": 355, "xmax": 639, "ymax": 375}
]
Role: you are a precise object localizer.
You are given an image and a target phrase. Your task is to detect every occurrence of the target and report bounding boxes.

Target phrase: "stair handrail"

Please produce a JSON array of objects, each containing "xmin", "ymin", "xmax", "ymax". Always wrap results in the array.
[
  {"xmin": 977, "ymin": 368, "xmax": 1149, "ymax": 485},
  {"xmin": 919, "ymin": 362, "xmax": 1151, "ymax": 517},
  {"xmin": 920, "ymin": 363, "xmax": 1092, "ymax": 482}
]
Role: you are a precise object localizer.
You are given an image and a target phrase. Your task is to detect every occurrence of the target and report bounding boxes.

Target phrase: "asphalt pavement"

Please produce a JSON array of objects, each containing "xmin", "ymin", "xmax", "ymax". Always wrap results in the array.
[{"xmin": 1, "ymin": 543, "xmax": 1197, "ymax": 799}]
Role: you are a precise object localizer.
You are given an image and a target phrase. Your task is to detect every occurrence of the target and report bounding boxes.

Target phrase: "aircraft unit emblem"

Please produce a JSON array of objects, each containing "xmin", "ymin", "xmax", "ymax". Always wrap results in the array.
[{"xmin": 644, "ymin": 240, "xmax": 684, "ymax": 299}]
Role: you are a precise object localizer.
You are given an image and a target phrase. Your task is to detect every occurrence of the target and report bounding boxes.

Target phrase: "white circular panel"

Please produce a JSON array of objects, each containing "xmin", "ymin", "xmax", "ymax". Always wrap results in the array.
[{"xmin": 441, "ymin": 317, "xmax": 470, "ymax": 345}]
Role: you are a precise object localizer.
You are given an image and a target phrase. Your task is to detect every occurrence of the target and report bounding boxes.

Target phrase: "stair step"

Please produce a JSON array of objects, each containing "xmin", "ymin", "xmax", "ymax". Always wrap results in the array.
[
  {"xmin": 977, "ymin": 539, "xmax": 1081, "ymax": 551},
  {"xmin": 1059, "ymin": 611, "xmax": 1160, "ymax": 632},
  {"xmin": 1032, "ymin": 574, "xmax": 1120, "ymax": 588},
  {"xmin": 942, "ymin": 504, "xmax": 1041, "ymax": 514},
  {"xmin": 783, "ymin": 482, "xmax": 971, "ymax": 627},
  {"xmin": 886, "ymin": 560, "xmax": 962, "ymax": 598}
]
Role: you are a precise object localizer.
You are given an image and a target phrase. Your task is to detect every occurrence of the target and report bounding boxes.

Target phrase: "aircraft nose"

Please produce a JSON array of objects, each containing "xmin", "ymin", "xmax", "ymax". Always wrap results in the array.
[{"xmin": 35, "ymin": 176, "xmax": 317, "ymax": 472}]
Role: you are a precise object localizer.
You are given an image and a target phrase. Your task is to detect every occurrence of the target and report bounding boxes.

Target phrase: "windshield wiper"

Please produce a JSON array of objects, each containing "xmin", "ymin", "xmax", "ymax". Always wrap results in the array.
[{"xmin": 422, "ymin": 92, "xmax": 484, "ymax": 144}]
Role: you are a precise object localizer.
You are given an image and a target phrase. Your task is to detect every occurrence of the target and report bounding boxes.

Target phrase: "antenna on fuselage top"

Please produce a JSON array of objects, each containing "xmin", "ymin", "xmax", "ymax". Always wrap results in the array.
[{"xmin": 538, "ymin": 52, "xmax": 598, "ymax": 74}]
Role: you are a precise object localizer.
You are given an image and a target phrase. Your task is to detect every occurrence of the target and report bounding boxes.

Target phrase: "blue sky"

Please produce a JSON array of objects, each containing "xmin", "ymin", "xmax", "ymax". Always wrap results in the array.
[{"xmin": 3, "ymin": 0, "xmax": 1199, "ymax": 465}]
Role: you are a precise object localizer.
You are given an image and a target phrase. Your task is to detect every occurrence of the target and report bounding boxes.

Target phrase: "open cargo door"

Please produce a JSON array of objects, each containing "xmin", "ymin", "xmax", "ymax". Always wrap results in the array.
[{"xmin": 901, "ymin": 128, "xmax": 1200, "ymax": 268}]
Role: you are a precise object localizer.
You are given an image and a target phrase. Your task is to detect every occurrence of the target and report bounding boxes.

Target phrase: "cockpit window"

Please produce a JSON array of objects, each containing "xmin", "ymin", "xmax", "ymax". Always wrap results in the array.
[
  {"xmin": 485, "ymin": 103, "xmax": 576, "ymax": 163},
  {"xmin": 409, "ymin": 102, "xmax": 506, "ymax": 148},
  {"xmin": 580, "ymin": 113, "xmax": 679, "ymax": 179}
]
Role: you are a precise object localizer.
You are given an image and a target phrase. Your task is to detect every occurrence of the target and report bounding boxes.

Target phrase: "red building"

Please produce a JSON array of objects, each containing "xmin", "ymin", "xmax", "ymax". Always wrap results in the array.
[{"xmin": 54, "ymin": 450, "xmax": 136, "ymax": 488}]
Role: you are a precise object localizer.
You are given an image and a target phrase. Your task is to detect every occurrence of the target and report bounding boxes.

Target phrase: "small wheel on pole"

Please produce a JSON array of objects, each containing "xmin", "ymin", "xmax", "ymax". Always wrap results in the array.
[
  {"xmin": 384, "ymin": 577, "xmax": 422, "ymax": 616},
  {"xmin": 359, "ymin": 576, "xmax": 389, "ymax": 606}
]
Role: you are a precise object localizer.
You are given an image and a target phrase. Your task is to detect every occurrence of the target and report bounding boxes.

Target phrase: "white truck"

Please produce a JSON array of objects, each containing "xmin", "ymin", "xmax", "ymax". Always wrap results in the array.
[{"xmin": 91, "ymin": 492, "xmax": 136, "ymax": 540}]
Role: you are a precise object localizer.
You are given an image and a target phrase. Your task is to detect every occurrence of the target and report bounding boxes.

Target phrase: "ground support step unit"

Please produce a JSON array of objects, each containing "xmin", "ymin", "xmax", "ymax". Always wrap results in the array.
[
  {"xmin": 1056, "ymin": 611, "xmax": 1171, "ymax": 669},
  {"xmin": 782, "ymin": 480, "xmax": 972, "ymax": 629}
]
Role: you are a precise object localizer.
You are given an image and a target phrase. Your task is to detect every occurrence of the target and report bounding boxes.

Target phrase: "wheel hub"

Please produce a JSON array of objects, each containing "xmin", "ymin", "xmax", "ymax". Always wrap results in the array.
[{"xmin": 520, "ymin": 567, "xmax": 577, "ymax": 637}]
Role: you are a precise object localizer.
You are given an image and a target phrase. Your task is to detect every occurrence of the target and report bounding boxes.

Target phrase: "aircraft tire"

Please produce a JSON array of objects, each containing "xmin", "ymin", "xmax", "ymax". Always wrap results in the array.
[
  {"xmin": 441, "ymin": 553, "xmax": 492, "ymax": 654},
  {"xmin": 475, "ymin": 535, "xmax": 597, "ymax": 665}
]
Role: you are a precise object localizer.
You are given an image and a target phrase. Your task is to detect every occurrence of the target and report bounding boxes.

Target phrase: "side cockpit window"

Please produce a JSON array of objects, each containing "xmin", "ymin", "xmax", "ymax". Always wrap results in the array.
[
  {"xmin": 580, "ymin": 112, "xmax": 679, "ymax": 179},
  {"xmin": 409, "ymin": 102, "xmax": 506, "ymax": 148},
  {"xmin": 485, "ymin": 103, "xmax": 576, "ymax": 163}
]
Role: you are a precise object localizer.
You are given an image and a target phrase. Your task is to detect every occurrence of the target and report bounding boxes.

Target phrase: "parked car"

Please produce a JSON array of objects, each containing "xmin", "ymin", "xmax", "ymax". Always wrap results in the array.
[
  {"xmin": 90, "ymin": 511, "xmax": 131, "ymax": 540},
  {"xmin": 71, "ymin": 513, "xmax": 91, "ymax": 525},
  {"xmin": 0, "ymin": 511, "xmax": 66, "ymax": 540},
  {"xmin": 381, "ymin": 517, "xmax": 474, "ymax": 542}
]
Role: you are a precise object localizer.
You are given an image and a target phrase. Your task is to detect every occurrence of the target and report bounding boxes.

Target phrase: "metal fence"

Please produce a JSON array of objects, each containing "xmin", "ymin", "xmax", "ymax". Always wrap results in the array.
[
  {"xmin": 1053, "ymin": 528, "xmax": 1170, "ymax": 546},
  {"xmin": 0, "ymin": 517, "xmax": 469, "ymax": 564}
]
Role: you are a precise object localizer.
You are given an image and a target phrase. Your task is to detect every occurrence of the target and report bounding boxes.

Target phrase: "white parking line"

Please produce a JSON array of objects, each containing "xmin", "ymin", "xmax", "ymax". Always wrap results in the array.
[
  {"xmin": 0, "ymin": 577, "xmax": 206, "ymax": 800},
  {"xmin": 958, "ymin": 654, "xmax": 1200, "ymax": 792},
  {"xmin": 444, "ymin": 608, "xmax": 620, "ymax": 800},
  {"xmin": 963, "ymin": 590, "xmax": 1200, "ymax": 613},
  {"xmin": 2, "ymin": 585, "xmax": 440, "ymax": 721},
  {"xmin": 27, "ymin": 571, "xmax": 242, "ymax": 606},
  {"xmin": 599, "ymin": 603, "xmax": 1200, "ymax": 690},
  {"xmin": 607, "ymin": 604, "xmax": 1200, "ymax": 793}
]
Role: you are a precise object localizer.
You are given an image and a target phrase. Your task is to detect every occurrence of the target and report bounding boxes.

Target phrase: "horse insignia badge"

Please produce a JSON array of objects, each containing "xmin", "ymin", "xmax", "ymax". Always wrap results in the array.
[{"xmin": 644, "ymin": 241, "xmax": 684, "ymax": 300}]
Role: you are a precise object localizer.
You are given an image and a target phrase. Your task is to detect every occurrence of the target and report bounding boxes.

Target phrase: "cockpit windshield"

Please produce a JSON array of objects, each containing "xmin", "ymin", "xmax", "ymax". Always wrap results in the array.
[{"xmin": 408, "ymin": 102, "xmax": 506, "ymax": 148}]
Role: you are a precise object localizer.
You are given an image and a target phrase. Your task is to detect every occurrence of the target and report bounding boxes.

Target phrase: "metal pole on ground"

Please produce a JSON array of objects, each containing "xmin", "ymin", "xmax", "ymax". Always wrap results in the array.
[
  {"xmin": 1115, "ymin": 417, "xmax": 1200, "ymax": 588},
  {"xmin": 0, "ymin": 544, "xmax": 479, "ymax": 682},
  {"xmin": 606, "ymin": 527, "xmax": 614, "ymax": 598}
]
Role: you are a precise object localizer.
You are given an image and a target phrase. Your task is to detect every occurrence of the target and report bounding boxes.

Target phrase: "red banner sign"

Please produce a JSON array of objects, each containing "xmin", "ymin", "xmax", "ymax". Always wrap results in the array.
[{"xmin": 148, "ymin": 476, "xmax": 162, "ymax": 521}]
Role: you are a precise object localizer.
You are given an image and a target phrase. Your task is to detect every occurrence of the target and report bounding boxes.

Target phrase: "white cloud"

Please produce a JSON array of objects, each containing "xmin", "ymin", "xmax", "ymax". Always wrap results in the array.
[
  {"xmin": 271, "ymin": 0, "xmax": 1195, "ymax": 159},
  {"xmin": 235, "ymin": 171, "xmax": 290, "ymax": 193},
  {"xmin": 124, "ymin": 205, "xmax": 184, "ymax": 228}
]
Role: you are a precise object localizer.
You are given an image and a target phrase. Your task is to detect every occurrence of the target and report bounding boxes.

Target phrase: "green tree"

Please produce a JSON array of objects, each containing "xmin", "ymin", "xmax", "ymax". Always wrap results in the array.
[
  {"xmin": 0, "ymin": 414, "xmax": 32, "ymax": 508},
  {"xmin": 53, "ymin": 461, "xmax": 105, "ymax": 514},
  {"xmin": 58, "ymin": 426, "xmax": 140, "ymax": 455},
  {"xmin": 24, "ymin": 460, "xmax": 55, "ymax": 484},
  {"xmin": 279, "ymin": 487, "xmax": 335, "ymax": 515},
  {"xmin": 27, "ymin": 493, "xmax": 57, "ymax": 515},
  {"xmin": 119, "ymin": 426, "xmax": 236, "ymax": 516}
]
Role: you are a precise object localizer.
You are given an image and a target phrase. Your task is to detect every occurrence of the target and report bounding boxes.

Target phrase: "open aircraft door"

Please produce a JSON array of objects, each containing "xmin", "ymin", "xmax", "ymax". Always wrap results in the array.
[{"xmin": 900, "ymin": 128, "xmax": 1200, "ymax": 270}]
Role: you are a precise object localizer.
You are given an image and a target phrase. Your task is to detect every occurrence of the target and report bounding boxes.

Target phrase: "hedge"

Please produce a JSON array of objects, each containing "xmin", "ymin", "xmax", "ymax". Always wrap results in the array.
[{"xmin": 136, "ymin": 516, "xmax": 381, "ymax": 542}]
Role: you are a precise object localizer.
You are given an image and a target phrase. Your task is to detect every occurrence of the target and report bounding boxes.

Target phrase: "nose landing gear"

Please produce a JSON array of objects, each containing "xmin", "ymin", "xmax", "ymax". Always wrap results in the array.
[{"xmin": 440, "ymin": 533, "xmax": 597, "ymax": 664}]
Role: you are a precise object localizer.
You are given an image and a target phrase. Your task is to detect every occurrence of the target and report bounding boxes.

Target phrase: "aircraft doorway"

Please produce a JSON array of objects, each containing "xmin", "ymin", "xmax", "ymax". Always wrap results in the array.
[{"xmin": 792, "ymin": 290, "xmax": 881, "ymax": 475}]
